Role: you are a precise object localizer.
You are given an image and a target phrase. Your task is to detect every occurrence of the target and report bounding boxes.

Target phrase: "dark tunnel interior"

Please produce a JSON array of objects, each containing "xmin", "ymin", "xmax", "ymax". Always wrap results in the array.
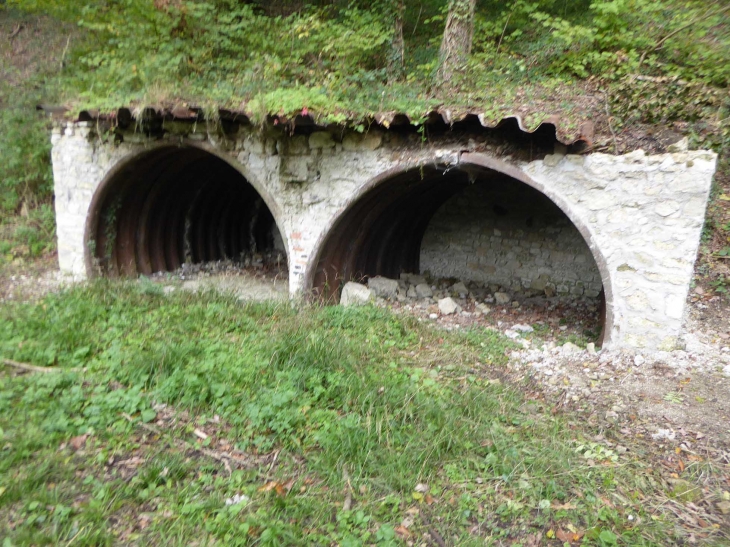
[
  {"xmin": 311, "ymin": 164, "xmax": 606, "ymax": 342},
  {"xmin": 88, "ymin": 146, "xmax": 283, "ymax": 277}
]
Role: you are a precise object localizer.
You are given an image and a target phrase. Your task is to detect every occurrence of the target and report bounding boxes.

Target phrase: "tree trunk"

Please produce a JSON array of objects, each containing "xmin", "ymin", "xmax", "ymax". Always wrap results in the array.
[
  {"xmin": 388, "ymin": 0, "xmax": 405, "ymax": 82},
  {"xmin": 436, "ymin": 0, "xmax": 477, "ymax": 86}
]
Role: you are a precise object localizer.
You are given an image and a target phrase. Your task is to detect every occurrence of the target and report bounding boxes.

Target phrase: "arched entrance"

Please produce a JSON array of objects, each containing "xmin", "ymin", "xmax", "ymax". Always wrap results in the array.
[
  {"xmin": 85, "ymin": 145, "xmax": 286, "ymax": 277},
  {"xmin": 306, "ymin": 156, "xmax": 612, "ymax": 345}
]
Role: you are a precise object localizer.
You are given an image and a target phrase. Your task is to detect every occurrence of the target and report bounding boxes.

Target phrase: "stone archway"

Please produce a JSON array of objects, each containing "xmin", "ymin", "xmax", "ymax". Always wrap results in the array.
[
  {"xmin": 305, "ymin": 155, "xmax": 614, "ymax": 346},
  {"xmin": 84, "ymin": 144, "xmax": 287, "ymax": 277}
]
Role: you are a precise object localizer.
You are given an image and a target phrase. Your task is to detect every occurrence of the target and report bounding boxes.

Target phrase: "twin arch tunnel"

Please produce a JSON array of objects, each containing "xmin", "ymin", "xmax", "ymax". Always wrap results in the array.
[{"xmin": 86, "ymin": 145, "xmax": 607, "ymax": 340}]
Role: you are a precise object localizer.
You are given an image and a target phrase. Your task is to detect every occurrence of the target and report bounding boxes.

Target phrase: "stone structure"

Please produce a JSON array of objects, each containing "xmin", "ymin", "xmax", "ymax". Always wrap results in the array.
[
  {"xmin": 51, "ymin": 119, "xmax": 717, "ymax": 350},
  {"xmin": 420, "ymin": 179, "xmax": 602, "ymax": 298}
]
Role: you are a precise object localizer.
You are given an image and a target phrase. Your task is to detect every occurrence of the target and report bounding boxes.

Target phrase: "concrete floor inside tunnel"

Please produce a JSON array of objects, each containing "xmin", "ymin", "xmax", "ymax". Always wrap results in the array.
[{"xmin": 86, "ymin": 147, "xmax": 286, "ymax": 278}]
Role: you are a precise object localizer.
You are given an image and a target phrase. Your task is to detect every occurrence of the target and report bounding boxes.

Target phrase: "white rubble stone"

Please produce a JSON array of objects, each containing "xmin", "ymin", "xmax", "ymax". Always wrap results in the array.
[
  {"xmin": 368, "ymin": 276, "xmax": 399, "ymax": 299},
  {"xmin": 401, "ymin": 273, "xmax": 427, "ymax": 285},
  {"xmin": 415, "ymin": 283, "xmax": 433, "ymax": 298},
  {"xmin": 475, "ymin": 303, "xmax": 492, "ymax": 315},
  {"xmin": 494, "ymin": 292, "xmax": 511, "ymax": 304},
  {"xmin": 438, "ymin": 297, "xmax": 460, "ymax": 315},
  {"xmin": 452, "ymin": 281, "xmax": 468, "ymax": 296},
  {"xmin": 340, "ymin": 282, "xmax": 373, "ymax": 306},
  {"xmin": 561, "ymin": 342, "xmax": 581, "ymax": 354}
]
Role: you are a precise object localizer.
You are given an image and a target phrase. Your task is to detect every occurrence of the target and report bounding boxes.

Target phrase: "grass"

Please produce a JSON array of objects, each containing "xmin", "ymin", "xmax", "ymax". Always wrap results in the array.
[{"xmin": 0, "ymin": 282, "xmax": 723, "ymax": 545}]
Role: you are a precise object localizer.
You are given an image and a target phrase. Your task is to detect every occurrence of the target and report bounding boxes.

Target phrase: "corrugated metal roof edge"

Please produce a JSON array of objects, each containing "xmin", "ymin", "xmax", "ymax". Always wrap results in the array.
[{"xmin": 38, "ymin": 105, "xmax": 595, "ymax": 147}]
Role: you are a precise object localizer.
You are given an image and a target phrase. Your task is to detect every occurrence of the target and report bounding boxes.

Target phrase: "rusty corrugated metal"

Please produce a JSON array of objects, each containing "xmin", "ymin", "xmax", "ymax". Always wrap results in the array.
[{"xmin": 39, "ymin": 104, "xmax": 595, "ymax": 146}]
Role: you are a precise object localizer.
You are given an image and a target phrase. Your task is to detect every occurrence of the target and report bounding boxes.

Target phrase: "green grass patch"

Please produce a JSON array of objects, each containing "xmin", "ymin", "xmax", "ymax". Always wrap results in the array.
[{"xmin": 0, "ymin": 282, "xmax": 701, "ymax": 544}]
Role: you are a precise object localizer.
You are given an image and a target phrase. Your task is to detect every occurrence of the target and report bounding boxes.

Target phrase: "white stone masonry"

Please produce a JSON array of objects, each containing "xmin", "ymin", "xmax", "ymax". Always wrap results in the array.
[{"xmin": 51, "ymin": 122, "xmax": 717, "ymax": 351}]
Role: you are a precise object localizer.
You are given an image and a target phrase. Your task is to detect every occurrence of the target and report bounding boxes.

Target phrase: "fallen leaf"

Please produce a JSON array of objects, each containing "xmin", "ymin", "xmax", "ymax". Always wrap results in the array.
[
  {"xmin": 259, "ymin": 481, "xmax": 279, "ymax": 493},
  {"xmin": 260, "ymin": 479, "xmax": 294, "ymax": 496},
  {"xmin": 395, "ymin": 525, "xmax": 412, "ymax": 538},
  {"xmin": 118, "ymin": 456, "xmax": 145, "ymax": 468},
  {"xmin": 69, "ymin": 434, "xmax": 88, "ymax": 450}
]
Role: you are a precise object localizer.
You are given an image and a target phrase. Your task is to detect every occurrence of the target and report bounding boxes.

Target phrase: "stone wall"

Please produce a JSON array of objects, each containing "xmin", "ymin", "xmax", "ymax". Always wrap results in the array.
[
  {"xmin": 420, "ymin": 178, "xmax": 602, "ymax": 298},
  {"xmin": 50, "ymin": 120, "xmax": 718, "ymax": 350}
]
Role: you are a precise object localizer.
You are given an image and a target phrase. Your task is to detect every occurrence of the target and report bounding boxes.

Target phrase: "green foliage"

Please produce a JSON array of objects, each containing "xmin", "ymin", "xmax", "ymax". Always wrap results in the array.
[
  {"xmin": 0, "ymin": 282, "xmax": 691, "ymax": 544},
  {"xmin": 5, "ymin": 0, "xmax": 727, "ymax": 122},
  {"xmin": 0, "ymin": 99, "xmax": 53, "ymax": 214}
]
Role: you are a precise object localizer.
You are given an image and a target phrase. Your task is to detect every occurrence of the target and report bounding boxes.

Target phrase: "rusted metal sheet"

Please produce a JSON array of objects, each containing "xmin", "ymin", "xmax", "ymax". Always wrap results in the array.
[{"xmin": 89, "ymin": 146, "xmax": 277, "ymax": 277}]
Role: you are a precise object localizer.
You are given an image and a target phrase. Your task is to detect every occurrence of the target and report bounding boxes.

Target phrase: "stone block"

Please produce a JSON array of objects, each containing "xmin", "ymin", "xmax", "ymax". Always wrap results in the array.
[
  {"xmin": 368, "ymin": 276, "xmax": 399, "ymax": 299},
  {"xmin": 342, "ymin": 131, "xmax": 383, "ymax": 151},
  {"xmin": 438, "ymin": 297, "xmax": 460, "ymax": 315},
  {"xmin": 494, "ymin": 292, "xmax": 511, "ymax": 304},
  {"xmin": 341, "ymin": 282, "xmax": 373, "ymax": 306},
  {"xmin": 309, "ymin": 132, "xmax": 335, "ymax": 149},
  {"xmin": 280, "ymin": 135, "xmax": 308, "ymax": 156},
  {"xmin": 416, "ymin": 283, "xmax": 433, "ymax": 298},
  {"xmin": 452, "ymin": 282, "xmax": 468, "ymax": 296}
]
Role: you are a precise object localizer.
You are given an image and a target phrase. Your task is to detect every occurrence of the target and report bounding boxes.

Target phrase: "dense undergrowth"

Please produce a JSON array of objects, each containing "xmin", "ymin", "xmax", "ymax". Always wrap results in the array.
[{"xmin": 0, "ymin": 282, "xmax": 720, "ymax": 544}]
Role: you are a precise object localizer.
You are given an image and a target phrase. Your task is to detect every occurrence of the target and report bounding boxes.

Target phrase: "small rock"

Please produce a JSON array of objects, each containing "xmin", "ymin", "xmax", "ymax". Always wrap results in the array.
[
  {"xmin": 340, "ymin": 282, "xmax": 373, "ymax": 306},
  {"xmin": 651, "ymin": 428, "xmax": 676, "ymax": 441},
  {"xmin": 512, "ymin": 323, "xmax": 534, "ymax": 333},
  {"xmin": 667, "ymin": 137, "xmax": 688, "ymax": 153},
  {"xmin": 494, "ymin": 292, "xmax": 511, "ymax": 305},
  {"xmin": 368, "ymin": 276, "xmax": 399, "ymax": 299},
  {"xmin": 511, "ymin": 301, "xmax": 520, "ymax": 308},
  {"xmin": 452, "ymin": 282, "xmax": 468, "ymax": 297},
  {"xmin": 429, "ymin": 313, "xmax": 438, "ymax": 319},
  {"xmin": 561, "ymin": 342, "xmax": 581, "ymax": 354},
  {"xmin": 475, "ymin": 303, "xmax": 492, "ymax": 315},
  {"xmin": 586, "ymin": 342, "xmax": 596, "ymax": 355},
  {"xmin": 225, "ymin": 493, "xmax": 251, "ymax": 506},
  {"xmin": 415, "ymin": 283, "xmax": 433, "ymax": 298},
  {"xmin": 438, "ymin": 297, "xmax": 460, "ymax": 315},
  {"xmin": 717, "ymin": 501, "xmax": 730, "ymax": 515},
  {"xmin": 401, "ymin": 273, "xmax": 427, "ymax": 285},
  {"xmin": 634, "ymin": 355, "xmax": 645, "ymax": 366},
  {"xmin": 406, "ymin": 286, "xmax": 417, "ymax": 298},
  {"xmin": 605, "ymin": 410, "xmax": 619, "ymax": 421}
]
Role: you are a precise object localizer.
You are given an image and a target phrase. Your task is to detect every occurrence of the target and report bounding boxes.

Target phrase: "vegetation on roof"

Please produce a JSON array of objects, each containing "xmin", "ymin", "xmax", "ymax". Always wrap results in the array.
[{"xmin": 6, "ymin": 0, "xmax": 730, "ymax": 127}]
